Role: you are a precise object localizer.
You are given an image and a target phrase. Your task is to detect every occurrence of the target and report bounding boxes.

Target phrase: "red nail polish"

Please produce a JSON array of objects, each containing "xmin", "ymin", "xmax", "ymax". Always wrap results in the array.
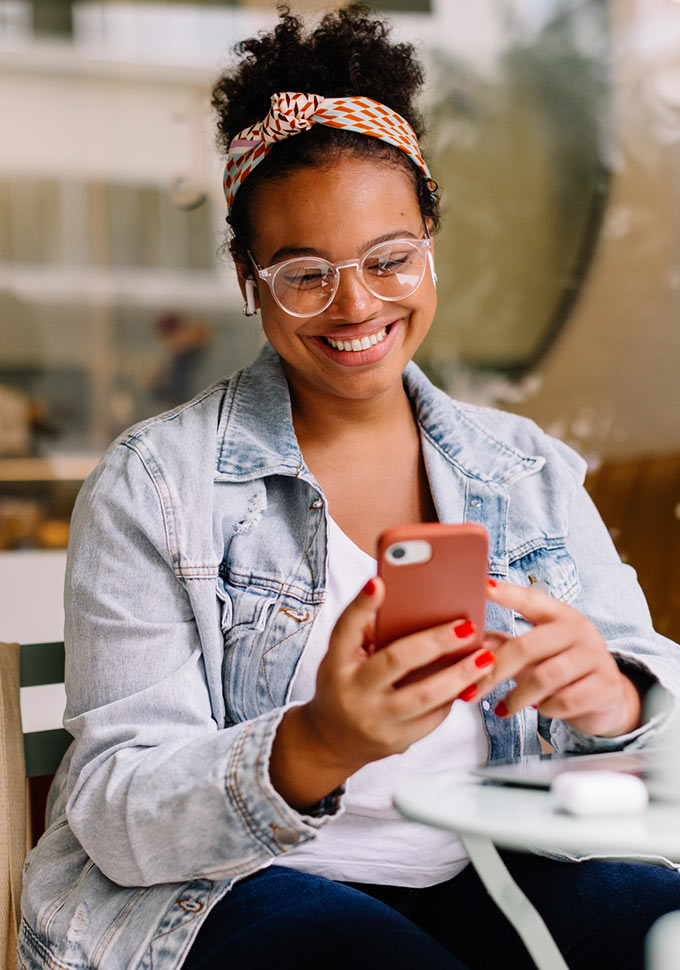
[
  {"xmin": 487, "ymin": 578, "xmax": 498, "ymax": 588},
  {"xmin": 458, "ymin": 684, "xmax": 478, "ymax": 703},
  {"xmin": 453, "ymin": 619, "xmax": 475, "ymax": 639},
  {"xmin": 474, "ymin": 650, "xmax": 496, "ymax": 669},
  {"xmin": 362, "ymin": 578, "xmax": 377, "ymax": 597},
  {"xmin": 494, "ymin": 700, "xmax": 509, "ymax": 717}
]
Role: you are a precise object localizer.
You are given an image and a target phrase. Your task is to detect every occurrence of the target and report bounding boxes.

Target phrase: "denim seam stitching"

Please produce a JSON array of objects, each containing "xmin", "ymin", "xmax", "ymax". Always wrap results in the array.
[
  {"xmin": 123, "ymin": 439, "xmax": 178, "ymax": 571},
  {"xmin": 18, "ymin": 921, "xmax": 93, "ymax": 970},
  {"xmin": 123, "ymin": 381, "xmax": 230, "ymax": 444},
  {"xmin": 508, "ymin": 536, "xmax": 570, "ymax": 561},
  {"xmin": 224, "ymin": 724, "xmax": 277, "ymax": 854},
  {"xmin": 91, "ymin": 888, "xmax": 148, "ymax": 968}
]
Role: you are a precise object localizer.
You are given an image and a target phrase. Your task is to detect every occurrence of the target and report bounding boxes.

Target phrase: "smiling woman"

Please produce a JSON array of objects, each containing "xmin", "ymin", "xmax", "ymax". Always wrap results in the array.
[{"xmin": 16, "ymin": 5, "xmax": 680, "ymax": 970}]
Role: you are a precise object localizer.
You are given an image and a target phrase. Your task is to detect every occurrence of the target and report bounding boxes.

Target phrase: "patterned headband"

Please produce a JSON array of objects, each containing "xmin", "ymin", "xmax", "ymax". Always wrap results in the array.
[{"xmin": 223, "ymin": 91, "xmax": 435, "ymax": 212}]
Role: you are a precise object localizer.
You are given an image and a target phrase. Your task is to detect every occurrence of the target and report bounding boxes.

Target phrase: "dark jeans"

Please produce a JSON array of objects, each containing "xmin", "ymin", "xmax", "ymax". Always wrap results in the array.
[{"xmin": 183, "ymin": 853, "xmax": 680, "ymax": 970}]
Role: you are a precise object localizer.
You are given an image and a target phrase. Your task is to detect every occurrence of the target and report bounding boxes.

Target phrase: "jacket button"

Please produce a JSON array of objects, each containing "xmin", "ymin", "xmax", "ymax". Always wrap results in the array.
[
  {"xmin": 272, "ymin": 824, "xmax": 299, "ymax": 845},
  {"xmin": 177, "ymin": 898, "xmax": 204, "ymax": 913}
]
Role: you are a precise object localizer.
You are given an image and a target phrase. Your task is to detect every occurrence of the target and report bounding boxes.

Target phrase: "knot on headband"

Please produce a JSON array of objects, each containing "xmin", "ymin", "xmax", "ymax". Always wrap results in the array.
[{"xmin": 223, "ymin": 91, "xmax": 435, "ymax": 212}]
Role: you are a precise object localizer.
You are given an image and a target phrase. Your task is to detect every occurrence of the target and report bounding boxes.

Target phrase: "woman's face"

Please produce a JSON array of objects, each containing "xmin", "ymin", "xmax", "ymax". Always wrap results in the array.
[{"xmin": 241, "ymin": 156, "xmax": 437, "ymax": 409}]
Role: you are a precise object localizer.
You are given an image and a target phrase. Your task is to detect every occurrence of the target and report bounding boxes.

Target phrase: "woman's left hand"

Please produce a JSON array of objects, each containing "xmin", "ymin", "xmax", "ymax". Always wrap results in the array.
[{"xmin": 478, "ymin": 580, "xmax": 642, "ymax": 738}]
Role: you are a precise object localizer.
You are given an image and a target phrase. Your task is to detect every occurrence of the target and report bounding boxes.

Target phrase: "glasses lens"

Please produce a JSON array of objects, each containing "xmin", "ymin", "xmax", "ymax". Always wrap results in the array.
[
  {"xmin": 272, "ymin": 258, "xmax": 336, "ymax": 316},
  {"xmin": 361, "ymin": 240, "xmax": 427, "ymax": 300}
]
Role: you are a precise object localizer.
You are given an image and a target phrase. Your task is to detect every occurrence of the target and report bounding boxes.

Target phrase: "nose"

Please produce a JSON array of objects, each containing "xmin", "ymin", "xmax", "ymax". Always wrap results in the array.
[{"xmin": 325, "ymin": 266, "xmax": 383, "ymax": 322}]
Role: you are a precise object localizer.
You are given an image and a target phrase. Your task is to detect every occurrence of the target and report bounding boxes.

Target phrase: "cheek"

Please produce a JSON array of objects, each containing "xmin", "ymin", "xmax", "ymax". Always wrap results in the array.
[
  {"xmin": 412, "ymin": 281, "xmax": 437, "ymax": 326},
  {"xmin": 260, "ymin": 306, "xmax": 298, "ymax": 347}
]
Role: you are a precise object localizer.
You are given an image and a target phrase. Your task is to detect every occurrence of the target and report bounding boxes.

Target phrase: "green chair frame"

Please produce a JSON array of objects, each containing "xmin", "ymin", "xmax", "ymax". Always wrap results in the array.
[{"xmin": 20, "ymin": 641, "xmax": 70, "ymax": 780}]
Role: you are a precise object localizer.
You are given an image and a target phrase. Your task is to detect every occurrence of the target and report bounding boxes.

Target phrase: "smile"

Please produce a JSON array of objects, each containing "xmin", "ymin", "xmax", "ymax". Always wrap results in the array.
[{"xmin": 323, "ymin": 327, "xmax": 388, "ymax": 352}]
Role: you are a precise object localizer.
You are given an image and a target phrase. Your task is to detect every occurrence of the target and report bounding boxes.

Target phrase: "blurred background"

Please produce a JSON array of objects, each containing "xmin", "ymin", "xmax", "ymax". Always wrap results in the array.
[{"xmin": 2, "ymin": 0, "xmax": 680, "ymax": 642}]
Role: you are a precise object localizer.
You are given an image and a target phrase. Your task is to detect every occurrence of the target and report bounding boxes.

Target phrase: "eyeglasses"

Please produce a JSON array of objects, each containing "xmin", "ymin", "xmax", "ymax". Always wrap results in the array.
[{"xmin": 247, "ymin": 230, "xmax": 434, "ymax": 318}]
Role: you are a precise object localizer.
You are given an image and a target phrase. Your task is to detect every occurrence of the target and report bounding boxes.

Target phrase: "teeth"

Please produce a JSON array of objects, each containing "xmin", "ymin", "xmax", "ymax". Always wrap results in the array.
[{"xmin": 326, "ymin": 327, "xmax": 388, "ymax": 352}]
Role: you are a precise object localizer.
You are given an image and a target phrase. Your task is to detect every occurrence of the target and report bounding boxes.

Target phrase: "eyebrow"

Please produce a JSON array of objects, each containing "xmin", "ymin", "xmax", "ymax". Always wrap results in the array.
[{"xmin": 267, "ymin": 228, "xmax": 420, "ymax": 265}]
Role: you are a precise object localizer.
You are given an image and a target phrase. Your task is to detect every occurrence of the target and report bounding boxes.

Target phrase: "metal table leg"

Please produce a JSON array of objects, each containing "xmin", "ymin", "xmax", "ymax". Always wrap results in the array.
[{"xmin": 459, "ymin": 833, "xmax": 570, "ymax": 970}]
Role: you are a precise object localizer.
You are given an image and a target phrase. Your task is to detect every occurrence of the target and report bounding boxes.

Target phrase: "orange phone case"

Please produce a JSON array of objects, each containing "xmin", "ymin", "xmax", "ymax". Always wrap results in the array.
[{"xmin": 374, "ymin": 523, "xmax": 489, "ymax": 667}]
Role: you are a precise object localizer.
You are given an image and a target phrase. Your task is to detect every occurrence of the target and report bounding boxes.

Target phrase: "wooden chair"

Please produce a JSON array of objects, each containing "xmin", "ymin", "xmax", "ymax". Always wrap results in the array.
[
  {"xmin": 585, "ymin": 453, "xmax": 680, "ymax": 643},
  {"xmin": 0, "ymin": 641, "xmax": 70, "ymax": 968}
]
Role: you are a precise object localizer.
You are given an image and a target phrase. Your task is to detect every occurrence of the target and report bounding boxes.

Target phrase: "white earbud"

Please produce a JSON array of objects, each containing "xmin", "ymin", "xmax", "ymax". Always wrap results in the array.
[
  {"xmin": 243, "ymin": 278, "xmax": 259, "ymax": 316},
  {"xmin": 427, "ymin": 251, "xmax": 437, "ymax": 290}
]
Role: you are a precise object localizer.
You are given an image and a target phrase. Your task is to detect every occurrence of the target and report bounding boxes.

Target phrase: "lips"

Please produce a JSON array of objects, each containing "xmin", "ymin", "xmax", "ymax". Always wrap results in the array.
[{"xmin": 310, "ymin": 321, "xmax": 400, "ymax": 367}]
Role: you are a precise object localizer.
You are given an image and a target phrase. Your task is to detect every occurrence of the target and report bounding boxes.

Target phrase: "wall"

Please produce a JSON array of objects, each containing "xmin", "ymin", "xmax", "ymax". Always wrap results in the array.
[{"xmin": 508, "ymin": 0, "xmax": 680, "ymax": 463}]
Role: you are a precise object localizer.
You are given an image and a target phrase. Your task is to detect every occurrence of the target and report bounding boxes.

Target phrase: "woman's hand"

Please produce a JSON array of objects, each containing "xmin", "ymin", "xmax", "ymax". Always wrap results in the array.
[
  {"xmin": 478, "ymin": 580, "xmax": 642, "ymax": 738},
  {"xmin": 269, "ymin": 576, "xmax": 497, "ymax": 812}
]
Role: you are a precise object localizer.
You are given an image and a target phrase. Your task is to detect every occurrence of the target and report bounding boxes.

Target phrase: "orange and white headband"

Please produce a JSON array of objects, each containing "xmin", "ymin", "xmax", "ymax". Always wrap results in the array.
[{"xmin": 223, "ymin": 91, "xmax": 435, "ymax": 212}]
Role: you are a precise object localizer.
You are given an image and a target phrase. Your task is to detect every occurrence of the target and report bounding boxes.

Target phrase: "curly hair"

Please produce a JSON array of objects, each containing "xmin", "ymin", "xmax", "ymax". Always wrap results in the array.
[{"xmin": 211, "ymin": 3, "xmax": 439, "ymax": 262}]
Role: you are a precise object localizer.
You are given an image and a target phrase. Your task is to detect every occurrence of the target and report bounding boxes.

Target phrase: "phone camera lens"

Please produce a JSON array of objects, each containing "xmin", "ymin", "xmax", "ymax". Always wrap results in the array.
[{"xmin": 392, "ymin": 546, "xmax": 406, "ymax": 560}]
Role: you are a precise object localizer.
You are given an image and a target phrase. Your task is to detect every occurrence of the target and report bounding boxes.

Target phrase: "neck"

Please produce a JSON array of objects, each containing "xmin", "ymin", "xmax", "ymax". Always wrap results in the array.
[{"xmin": 288, "ymin": 373, "xmax": 414, "ymax": 444}]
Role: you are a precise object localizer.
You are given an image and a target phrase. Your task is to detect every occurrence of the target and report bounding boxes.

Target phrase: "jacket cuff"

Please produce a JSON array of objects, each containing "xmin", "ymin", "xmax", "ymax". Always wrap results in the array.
[{"xmin": 225, "ymin": 703, "xmax": 344, "ymax": 857}]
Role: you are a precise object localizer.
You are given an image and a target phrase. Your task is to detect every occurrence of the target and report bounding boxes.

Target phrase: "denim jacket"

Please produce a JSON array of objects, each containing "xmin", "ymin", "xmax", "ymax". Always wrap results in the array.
[{"xmin": 19, "ymin": 344, "xmax": 680, "ymax": 970}]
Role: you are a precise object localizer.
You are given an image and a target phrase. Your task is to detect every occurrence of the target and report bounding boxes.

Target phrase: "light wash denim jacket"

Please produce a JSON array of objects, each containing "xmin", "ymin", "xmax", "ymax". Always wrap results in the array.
[{"xmin": 19, "ymin": 344, "xmax": 680, "ymax": 970}]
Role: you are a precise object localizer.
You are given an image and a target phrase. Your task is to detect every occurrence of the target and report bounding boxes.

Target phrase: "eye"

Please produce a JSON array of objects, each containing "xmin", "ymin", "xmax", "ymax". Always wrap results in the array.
[
  {"xmin": 364, "ymin": 245, "xmax": 418, "ymax": 277},
  {"xmin": 279, "ymin": 261, "xmax": 332, "ymax": 289}
]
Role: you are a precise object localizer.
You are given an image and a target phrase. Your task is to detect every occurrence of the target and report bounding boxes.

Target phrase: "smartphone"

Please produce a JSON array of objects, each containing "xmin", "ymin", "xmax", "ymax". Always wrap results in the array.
[{"xmin": 373, "ymin": 523, "xmax": 488, "ymax": 681}]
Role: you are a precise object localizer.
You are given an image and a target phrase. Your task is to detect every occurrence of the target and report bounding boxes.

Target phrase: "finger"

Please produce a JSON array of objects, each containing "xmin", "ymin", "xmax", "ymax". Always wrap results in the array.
[
  {"xmin": 481, "ymin": 631, "xmax": 512, "ymax": 651},
  {"xmin": 388, "ymin": 646, "xmax": 497, "ymax": 720},
  {"xmin": 367, "ymin": 617, "xmax": 481, "ymax": 690},
  {"xmin": 329, "ymin": 576, "xmax": 385, "ymax": 663},
  {"xmin": 474, "ymin": 621, "xmax": 570, "ymax": 695},
  {"xmin": 487, "ymin": 578, "xmax": 566, "ymax": 625},
  {"xmin": 505, "ymin": 643, "xmax": 601, "ymax": 711},
  {"xmin": 533, "ymin": 674, "xmax": 608, "ymax": 722},
  {"xmin": 494, "ymin": 648, "xmax": 596, "ymax": 718},
  {"xmin": 514, "ymin": 673, "xmax": 616, "ymax": 727}
]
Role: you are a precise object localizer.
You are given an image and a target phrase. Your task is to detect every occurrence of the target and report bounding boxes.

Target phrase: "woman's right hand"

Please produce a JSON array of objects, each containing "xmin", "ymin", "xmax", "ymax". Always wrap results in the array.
[{"xmin": 269, "ymin": 577, "xmax": 496, "ymax": 812}]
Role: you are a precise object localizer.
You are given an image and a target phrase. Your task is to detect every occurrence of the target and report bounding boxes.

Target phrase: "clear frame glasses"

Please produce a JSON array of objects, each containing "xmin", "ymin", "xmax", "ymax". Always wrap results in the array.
[{"xmin": 247, "ymin": 230, "xmax": 434, "ymax": 318}]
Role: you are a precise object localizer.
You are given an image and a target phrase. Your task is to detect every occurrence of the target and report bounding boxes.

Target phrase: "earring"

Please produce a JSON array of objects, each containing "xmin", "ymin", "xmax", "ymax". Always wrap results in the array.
[{"xmin": 243, "ymin": 278, "xmax": 259, "ymax": 316}]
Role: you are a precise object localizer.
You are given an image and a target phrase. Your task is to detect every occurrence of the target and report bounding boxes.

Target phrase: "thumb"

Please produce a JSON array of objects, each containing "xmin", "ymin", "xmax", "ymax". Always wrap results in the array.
[{"xmin": 329, "ymin": 576, "xmax": 385, "ymax": 659}]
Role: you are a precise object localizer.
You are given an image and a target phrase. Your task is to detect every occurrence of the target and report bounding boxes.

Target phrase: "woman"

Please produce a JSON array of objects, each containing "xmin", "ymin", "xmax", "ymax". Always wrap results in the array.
[{"xmin": 19, "ymin": 6, "xmax": 680, "ymax": 970}]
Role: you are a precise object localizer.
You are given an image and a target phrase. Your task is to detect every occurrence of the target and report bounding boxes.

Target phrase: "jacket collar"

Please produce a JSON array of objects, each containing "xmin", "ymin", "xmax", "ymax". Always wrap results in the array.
[
  {"xmin": 217, "ymin": 343, "xmax": 305, "ymax": 480},
  {"xmin": 402, "ymin": 361, "xmax": 544, "ymax": 487},
  {"xmin": 216, "ymin": 343, "xmax": 543, "ymax": 486}
]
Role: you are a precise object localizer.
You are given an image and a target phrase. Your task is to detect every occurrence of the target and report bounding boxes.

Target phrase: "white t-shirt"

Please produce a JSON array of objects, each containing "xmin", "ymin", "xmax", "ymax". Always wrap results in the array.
[{"xmin": 277, "ymin": 517, "xmax": 489, "ymax": 888}]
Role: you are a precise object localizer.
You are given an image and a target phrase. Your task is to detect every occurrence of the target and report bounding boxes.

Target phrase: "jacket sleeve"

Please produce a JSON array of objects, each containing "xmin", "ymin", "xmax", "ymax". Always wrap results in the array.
[
  {"xmin": 541, "ymin": 438, "xmax": 680, "ymax": 754},
  {"xmin": 63, "ymin": 442, "xmax": 339, "ymax": 888}
]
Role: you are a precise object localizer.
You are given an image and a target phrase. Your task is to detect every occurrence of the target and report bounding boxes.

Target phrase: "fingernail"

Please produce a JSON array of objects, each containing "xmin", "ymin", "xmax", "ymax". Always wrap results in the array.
[
  {"xmin": 458, "ymin": 684, "xmax": 478, "ymax": 703},
  {"xmin": 474, "ymin": 650, "xmax": 496, "ymax": 669},
  {"xmin": 494, "ymin": 700, "xmax": 509, "ymax": 717},
  {"xmin": 487, "ymin": 578, "xmax": 498, "ymax": 588},
  {"xmin": 453, "ymin": 619, "xmax": 475, "ymax": 639},
  {"xmin": 362, "ymin": 578, "xmax": 377, "ymax": 597}
]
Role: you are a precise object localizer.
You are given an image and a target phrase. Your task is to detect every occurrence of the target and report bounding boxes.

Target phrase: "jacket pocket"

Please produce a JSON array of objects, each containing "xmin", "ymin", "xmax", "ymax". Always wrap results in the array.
[
  {"xmin": 218, "ymin": 580, "xmax": 312, "ymax": 720},
  {"xmin": 507, "ymin": 542, "xmax": 580, "ymax": 631}
]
